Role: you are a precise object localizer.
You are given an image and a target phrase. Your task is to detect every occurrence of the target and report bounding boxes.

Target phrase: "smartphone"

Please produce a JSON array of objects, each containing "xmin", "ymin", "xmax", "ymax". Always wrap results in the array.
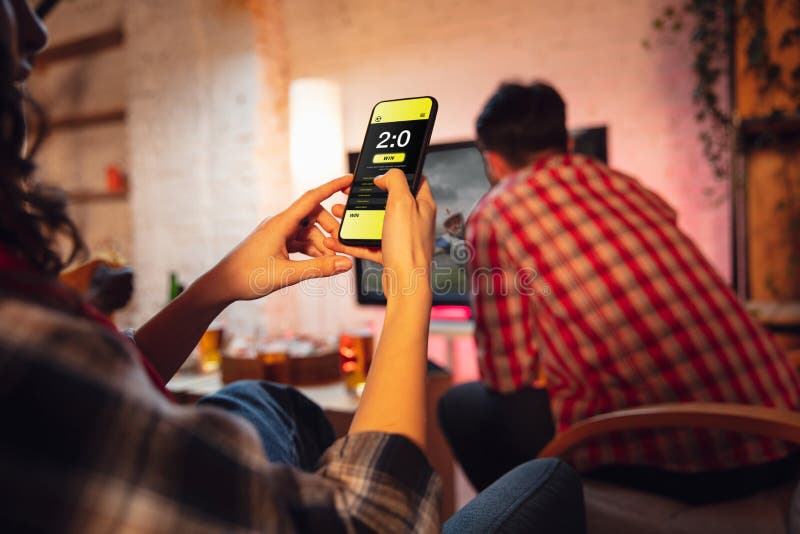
[{"xmin": 338, "ymin": 96, "xmax": 438, "ymax": 247}]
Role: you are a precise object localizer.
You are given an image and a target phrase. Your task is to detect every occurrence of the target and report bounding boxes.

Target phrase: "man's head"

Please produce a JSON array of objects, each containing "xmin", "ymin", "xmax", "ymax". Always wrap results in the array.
[{"xmin": 476, "ymin": 82, "xmax": 567, "ymax": 185}]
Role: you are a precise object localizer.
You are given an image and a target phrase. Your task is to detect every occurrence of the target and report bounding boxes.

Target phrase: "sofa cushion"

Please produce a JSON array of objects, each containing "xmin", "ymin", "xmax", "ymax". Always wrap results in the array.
[{"xmin": 584, "ymin": 478, "xmax": 795, "ymax": 534}]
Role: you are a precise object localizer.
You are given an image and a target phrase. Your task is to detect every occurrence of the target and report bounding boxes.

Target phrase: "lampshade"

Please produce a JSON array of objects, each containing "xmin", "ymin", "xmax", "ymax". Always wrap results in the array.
[
  {"xmin": 288, "ymin": 78, "xmax": 351, "ymax": 337},
  {"xmin": 289, "ymin": 78, "xmax": 346, "ymax": 194}
]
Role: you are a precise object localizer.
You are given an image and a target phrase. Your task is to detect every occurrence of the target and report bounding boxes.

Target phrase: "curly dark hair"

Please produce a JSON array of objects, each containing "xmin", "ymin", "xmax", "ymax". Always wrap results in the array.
[{"xmin": 0, "ymin": 42, "xmax": 84, "ymax": 276}]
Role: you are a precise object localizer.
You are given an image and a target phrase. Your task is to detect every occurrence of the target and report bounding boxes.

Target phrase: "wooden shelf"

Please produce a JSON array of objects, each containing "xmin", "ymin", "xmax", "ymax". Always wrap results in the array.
[
  {"xmin": 50, "ymin": 109, "xmax": 125, "ymax": 131},
  {"xmin": 36, "ymin": 27, "xmax": 124, "ymax": 66},
  {"xmin": 67, "ymin": 190, "xmax": 128, "ymax": 204}
]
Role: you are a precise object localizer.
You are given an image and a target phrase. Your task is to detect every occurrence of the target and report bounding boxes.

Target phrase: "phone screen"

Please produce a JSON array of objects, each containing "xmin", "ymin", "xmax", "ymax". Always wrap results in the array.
[{"xmin": 339, "ymin": 97, "xmax": 437, "ymax": 244}]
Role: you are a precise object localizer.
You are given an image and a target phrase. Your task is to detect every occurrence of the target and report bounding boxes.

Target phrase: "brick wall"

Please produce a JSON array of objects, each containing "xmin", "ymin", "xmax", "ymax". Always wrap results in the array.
[{"xmin": 125, "ymin": 0, "xmax": 298, "ymax": 334}]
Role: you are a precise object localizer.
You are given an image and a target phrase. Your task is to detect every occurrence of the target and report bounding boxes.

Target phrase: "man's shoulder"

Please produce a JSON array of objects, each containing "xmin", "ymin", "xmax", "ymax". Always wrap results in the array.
[
  {"xmin": 527, "ymin": 152, "xmax": 623, "ymax": 182},
  {"xmin": 469, "ymin": 153, "xmax": 641, "ymax": 228},
  {"xmin": 471, "ymin": 184, "xmax": 506, "ymax": 223},
  {"xmin": 469, "ymin": 154, "xmax": 582, "ymax": 221},
  {"xmin": 509, "ymin": 153, "xmax": 653, "ymax": 202}
]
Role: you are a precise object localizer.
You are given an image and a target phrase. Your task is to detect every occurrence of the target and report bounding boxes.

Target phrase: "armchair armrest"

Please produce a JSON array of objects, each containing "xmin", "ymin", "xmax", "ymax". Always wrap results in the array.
[{"xmin": 538, "ymin": 402, "xmax": 800, "ymax": 459}]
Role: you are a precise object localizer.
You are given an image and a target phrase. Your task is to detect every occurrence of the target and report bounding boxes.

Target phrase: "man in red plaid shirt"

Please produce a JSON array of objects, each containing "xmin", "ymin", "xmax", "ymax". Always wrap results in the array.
[{"xmin": 438, "ymin": 82, "xmax": 800, "ymax": 503}]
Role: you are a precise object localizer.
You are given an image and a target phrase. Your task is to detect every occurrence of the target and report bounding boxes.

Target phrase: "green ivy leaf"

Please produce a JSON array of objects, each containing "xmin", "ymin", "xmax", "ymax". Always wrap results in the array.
[{"xmin": 642, "ymin": 0, "xmax": 800, "ymax": 186}]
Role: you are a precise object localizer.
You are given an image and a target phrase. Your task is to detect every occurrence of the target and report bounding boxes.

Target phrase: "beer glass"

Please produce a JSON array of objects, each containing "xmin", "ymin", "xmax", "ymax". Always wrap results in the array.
[{"xmin": 338, "ymin": 329, "xmax": 373, "ymax": 396}]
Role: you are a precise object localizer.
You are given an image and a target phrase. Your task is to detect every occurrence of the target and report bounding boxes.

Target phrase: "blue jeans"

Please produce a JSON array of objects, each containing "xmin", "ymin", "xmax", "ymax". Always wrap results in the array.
[
  {"xmin": 198, "ymin": 380, "xmax": 335, "ymax": 470},
  {"xmin": 443, "ymin": 458, "xmax": 585, "ymax": 533},
  {"xmin": 438, "ymin": 381, "xmax": 556, "ymax": 491},
  {"xmin": 200, "ymin": 381, "xmax": 586, "ymax": 533}
]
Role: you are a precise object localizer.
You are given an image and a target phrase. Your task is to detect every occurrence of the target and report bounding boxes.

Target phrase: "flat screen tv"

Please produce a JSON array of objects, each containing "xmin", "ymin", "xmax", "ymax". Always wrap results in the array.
[{"xmin": 350, "ymin": 126, "xmax": 607, "ymax": 307}]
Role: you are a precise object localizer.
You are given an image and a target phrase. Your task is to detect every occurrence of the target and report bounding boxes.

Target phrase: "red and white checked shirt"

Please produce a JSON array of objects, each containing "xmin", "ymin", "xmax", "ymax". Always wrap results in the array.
[{"xmin": 467, "ymin": 152, "xmax": 800, "ymax": 473}]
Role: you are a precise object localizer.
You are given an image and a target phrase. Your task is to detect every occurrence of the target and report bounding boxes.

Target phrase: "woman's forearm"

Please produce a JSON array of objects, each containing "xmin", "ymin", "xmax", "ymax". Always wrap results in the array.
[
  {"xmin": 349, "ymin": 290, "xmax": 432, "ymax": 449},
  {"xmin": 134, "ymin": 271, "xmax": 232, "ymax": 383}
]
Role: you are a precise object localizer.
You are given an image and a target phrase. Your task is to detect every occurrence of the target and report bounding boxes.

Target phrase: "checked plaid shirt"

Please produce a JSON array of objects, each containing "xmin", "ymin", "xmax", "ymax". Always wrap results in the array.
[
  {"xmin": 0, "ymin": 292, "xmax": 440, "ymax": 533},
  {"xmin": 467, "ymin": 152, "xmax": 800, "ymax": 473}
]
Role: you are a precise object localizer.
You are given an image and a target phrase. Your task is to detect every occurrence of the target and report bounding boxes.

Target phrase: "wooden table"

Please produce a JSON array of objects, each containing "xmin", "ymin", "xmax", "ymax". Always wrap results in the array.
[{"xmin": 167, "ymin": 369, "xmax": 456, "ymax": 519}]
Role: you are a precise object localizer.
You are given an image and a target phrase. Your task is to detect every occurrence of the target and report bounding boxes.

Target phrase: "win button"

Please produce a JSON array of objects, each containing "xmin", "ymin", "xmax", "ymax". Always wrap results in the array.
[{"xmin": 372, "ymin": 152, "xmax": 406, "ymax": 164}]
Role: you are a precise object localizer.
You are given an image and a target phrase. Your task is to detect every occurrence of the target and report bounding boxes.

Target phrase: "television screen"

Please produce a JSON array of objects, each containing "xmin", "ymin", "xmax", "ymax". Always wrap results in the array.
[
  {"xmin": 572, "ymin": 126, "xmax": 608, "ymax": 164},
  {"xmin": 351, "ymin": 127, "xmax": 607, "ymax": 306},
  {"xmin": 352, "ymin": 142, "xmax": 486, "ymax": 305}
]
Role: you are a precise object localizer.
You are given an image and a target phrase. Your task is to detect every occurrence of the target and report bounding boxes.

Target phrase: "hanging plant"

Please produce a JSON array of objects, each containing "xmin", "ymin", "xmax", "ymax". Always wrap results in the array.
[{"xmin": 643, "ymin": 0, "xmax": 800, "ymax": 180}]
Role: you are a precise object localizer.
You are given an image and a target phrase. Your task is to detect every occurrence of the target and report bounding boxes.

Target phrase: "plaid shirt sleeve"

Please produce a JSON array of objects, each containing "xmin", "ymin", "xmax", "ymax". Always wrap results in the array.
[
  {"xmin": 467, "ymin": 202, "xmax": 540, "ymax": 393},
  {"xmin": 0, "ymin": 299, "xmax": 440, "ymax": 533}
]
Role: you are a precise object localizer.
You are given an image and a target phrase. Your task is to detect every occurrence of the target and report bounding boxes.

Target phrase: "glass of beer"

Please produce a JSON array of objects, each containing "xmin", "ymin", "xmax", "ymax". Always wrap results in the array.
[
  {"xmin": 198, "ymin": 325, "xmax": 224, "ymax": 373},
  {"xmin": 338, "ymin": 328, "xmax": 373, "ymax": 396},
  {"xmin": 258, "ymin": 339, "xmax": 291, "ymax": 384}
]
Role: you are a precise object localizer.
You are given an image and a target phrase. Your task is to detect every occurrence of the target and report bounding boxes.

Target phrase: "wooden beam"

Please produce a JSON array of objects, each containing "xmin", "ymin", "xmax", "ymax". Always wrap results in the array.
[
  {"xmin": 740, "ymin": 114, "xmax": 800, "ymax": 149},
  {"xmin": 50, "ymin": 109, "xmax": 125, "ymax": 131},
  {"xmin": 36, "ymin": 27, "xmax": 123, "ymax": 66},
  {"xmin": 741, "ymin": 114, "xmax": 800, "ymax": 136}
]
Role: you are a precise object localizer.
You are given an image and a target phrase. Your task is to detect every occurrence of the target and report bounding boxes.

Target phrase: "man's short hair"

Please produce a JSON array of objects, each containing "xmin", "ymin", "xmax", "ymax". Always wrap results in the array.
[{"xmin": 476, "ymin": 82, "xmax": 568, "ymax": 167}]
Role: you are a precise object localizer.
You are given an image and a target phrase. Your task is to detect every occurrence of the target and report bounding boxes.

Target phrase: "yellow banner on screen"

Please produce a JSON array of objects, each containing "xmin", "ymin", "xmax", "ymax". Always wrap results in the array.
[
  {"xmin": 372, "ymin": 152, "xmax": 405, "ymax": 163},
  {"xmin": 338, "ymin": 209, "xmax": 385, "ymax": 240},
  {"xmin": 371, "ymin": 97, "xmax": 433, "ymax": 124}
]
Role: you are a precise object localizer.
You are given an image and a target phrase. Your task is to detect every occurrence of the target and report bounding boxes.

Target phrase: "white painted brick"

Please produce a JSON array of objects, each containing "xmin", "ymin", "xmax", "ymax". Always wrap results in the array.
[{"xmin": 125, "ymin": 0, "xmax": 298, "ymax": 334}]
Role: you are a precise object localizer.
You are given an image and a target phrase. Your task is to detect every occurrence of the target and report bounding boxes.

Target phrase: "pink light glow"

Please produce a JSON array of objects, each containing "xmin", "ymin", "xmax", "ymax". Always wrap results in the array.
[
  {"xmin": 431, "ymin": 305, "xmax": 472, "ymax": 321},
  {"xmin": 427, "ymin": 334, "xmax": 480, "ymax": 384}
]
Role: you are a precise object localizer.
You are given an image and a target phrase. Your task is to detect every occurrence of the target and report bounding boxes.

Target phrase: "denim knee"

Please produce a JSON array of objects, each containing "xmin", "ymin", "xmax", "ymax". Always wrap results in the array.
[{"xmin": 443, "ymin": 458, "xmax": 586, "ymax": 534}]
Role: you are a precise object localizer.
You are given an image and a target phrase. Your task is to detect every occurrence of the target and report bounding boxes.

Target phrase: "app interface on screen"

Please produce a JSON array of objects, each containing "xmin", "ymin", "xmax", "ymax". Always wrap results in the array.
[{"xmin": 339, "ymin": 97, "xmax": 434, "ymax": 241}]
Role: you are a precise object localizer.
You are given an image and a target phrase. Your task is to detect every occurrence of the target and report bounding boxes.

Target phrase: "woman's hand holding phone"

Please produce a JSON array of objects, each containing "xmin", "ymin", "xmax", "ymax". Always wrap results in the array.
[
  {"xmin": 326, "ymin": 167, "xmax": 437, "ymax": 448},
  {"xmin": 326, "ymin": 168, "xmax": 436, "ymax": 300}
]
